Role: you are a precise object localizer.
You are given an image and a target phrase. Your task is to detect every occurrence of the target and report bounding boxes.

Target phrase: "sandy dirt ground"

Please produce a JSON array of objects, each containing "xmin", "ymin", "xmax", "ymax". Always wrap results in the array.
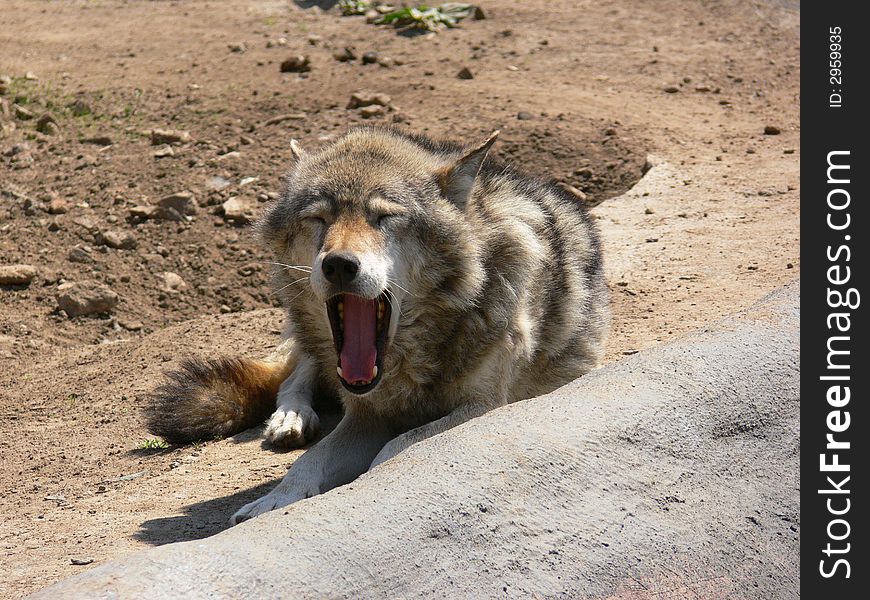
[{"xmin": 1, "ymin": 1, "xmax": 799, "ymax": 596}]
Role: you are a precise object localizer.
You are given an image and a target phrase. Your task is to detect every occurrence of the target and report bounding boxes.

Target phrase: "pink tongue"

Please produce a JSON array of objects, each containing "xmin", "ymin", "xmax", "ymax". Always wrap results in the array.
[{"xmin": 339, "ymin": 295, "xmax": 378, "ymax": 384}]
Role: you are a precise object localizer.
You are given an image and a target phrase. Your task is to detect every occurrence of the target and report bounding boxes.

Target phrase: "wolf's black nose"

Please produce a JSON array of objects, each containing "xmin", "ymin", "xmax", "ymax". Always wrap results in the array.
[{"xmin": 322, "ymin": 252, "xmax": 360, "ymax": 286}]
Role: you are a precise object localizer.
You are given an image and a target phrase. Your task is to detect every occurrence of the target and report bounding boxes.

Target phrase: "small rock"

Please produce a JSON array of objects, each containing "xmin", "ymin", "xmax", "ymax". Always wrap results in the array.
[
  {"xmin": 118, "ymin": 319, "xmax": 143, "ymax": 331},
  {"xmin": 69, "ymin": 99, "xmax": 91, "ymax": 116},
  {"xmin": 128, "ymin": 205, "xmax": 159, "ymax": 220},
  {"xmin": 159, "ymin": 272, "xmax": 187, "ymax": 294},
  {"xmin": 222, "ymin": 197, "xmax": 257, "ymax": 224},
  {"xmin": 457, "ymin": 67, "xmax": 474, "ymax": 80},
  {"xmin": 473, "ymin": 6, "xmax": 487, "ymax": 19},
  {"xmin": 158, "ymin": 191, "xmax": 198, "ymax": 216},
  {"xmin": 377, "ymin": 56, "xmax": 395, "ymax": 68},
  {"xmin": 100, "ymin": 230, "xmax": 138, "ymax": 250},
  {"xmin": 47, "ymin": 198, "xmax": 69, "ymax": 215},
  {"xmin": 663, "ymin": 85, "xmax": 680, "ymax": 93},
  {"xmin": 205, "ymin": 176, "xmax": 231, "ymax": 191},
  {"xmin": 365, "ymin": 9, "xmax": 380, "ymax": 23},
  {"xmin": 68, "ymin": 246, "xmax": 94, "ymax": 264},
  {"xmin": 13, "ymin": 104, "xmax": 35, "ymax": 120},
  {"xmin": 0, "ymin": 264, "xmax": 37, "ymax": 286},
  {"xmin": 153, "ymin": 145, "xmax": 174, "ymax": 158},
  {"xmin": 516, "ymin": 111, "xmax": 533, "ymax": 120},
  {"xmin": 557, "ymin": 183, "xmax": 587, "ymax": 202},
  {"xmin": 347, "ymin": 91, "xmax": 391, "ymax": 109},
  {"xmin": 334, "ymin": 47, "xmax": 357, "ymax": 62},
  {"xmin": 362, "ymin": 52, "xmax": 378, "ymax": 65},
  {"xmin": 262, "ymin": 113, "xmax": 306, "ymax": 126},
  {"xmin": 36, "ymin": 113, "xmax": 60, "ymax": 135},
  {"xmin": 70, "ymin": 557, "xmax": 94, "ymax": 566},
  {"xmin": 280, "ymin": 55, "xmax": 311, "ymax": 73},
  {"xmin": 763, "ymin": 125, "xmax": 781, "ymax": 135},
  {"xmin": 56, "ymin": 281, "xmax": 119, "ymax": 317},
  {"xmin": 694, "ymin": 85, "xmax": 711, "ymax": 92},
  {"xmin": 150, "ymin": 129, "xmax": 190, "ymax": 145},
  {"xmin": 24, "ymin": 71, "xmax": 38, "ymax": 81},
  {"xmin": 359, "ymin": 105, "xmax": 386, "ymax": 119},
  {"xmin": 228, "ymin": 42, "xmax": 247, "ymax": 53}
]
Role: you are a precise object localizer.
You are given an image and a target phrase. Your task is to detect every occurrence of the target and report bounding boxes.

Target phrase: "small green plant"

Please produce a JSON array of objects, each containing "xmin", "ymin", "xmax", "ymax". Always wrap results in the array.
[
  {"xmin": 377, "ymin": 3, "xmax": 475, "ymax": 31},
  {"xmin": 339, "ymin": 0, "xmax": 377, "ymax": 15},
  {"xmin": 138, "ymin": 438, "xmax": 169, "ymax": 450}
]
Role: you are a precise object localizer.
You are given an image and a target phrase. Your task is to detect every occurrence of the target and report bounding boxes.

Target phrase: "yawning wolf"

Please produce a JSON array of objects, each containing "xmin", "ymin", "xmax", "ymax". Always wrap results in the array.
[{"xmin": 147, "ymin": 127, "xmax": 609, "ymax": 523}]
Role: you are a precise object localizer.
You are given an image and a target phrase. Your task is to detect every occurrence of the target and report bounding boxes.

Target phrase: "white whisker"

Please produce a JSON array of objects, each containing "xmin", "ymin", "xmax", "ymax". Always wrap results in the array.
[
  {"xmin": 271, "ymin": 276, "xmax": 309, "ymax": 296},
  {"xmin": 386, "ymin": 277, "xmax": 416, "ymax": 297},
  {"xmin": 260, "ymin": 261, "xmax": 312, "ymax": 273}
]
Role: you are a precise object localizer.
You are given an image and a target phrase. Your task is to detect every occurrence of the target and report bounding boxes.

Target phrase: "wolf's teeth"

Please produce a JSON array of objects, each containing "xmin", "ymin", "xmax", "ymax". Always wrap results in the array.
[
  {"xmin": 372, "ymin": 365, "xmax": 378, "ymax": 378},
  {"xmin": 336, "ymin": 366, "xmax": 343, "ymax": 379}
]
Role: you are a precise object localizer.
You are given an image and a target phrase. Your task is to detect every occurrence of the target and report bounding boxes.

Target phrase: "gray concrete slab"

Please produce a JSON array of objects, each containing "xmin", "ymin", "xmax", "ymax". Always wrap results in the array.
[{"xmin": 32, "ymin": 280, "xmax": 800, "ymax": 599}]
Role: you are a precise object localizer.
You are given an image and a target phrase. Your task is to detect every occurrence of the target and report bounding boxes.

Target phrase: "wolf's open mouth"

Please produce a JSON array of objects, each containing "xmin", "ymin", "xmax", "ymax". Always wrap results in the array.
[{"xmin": 326, "ymin": 293, "xmax": 392, "ymax": 394}]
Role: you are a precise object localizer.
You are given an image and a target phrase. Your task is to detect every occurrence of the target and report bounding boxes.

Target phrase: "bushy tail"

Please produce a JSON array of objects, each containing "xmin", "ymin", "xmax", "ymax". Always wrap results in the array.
[{"xmin": 145, "ymin": 341, "xmax": 297, "ymax": 444}]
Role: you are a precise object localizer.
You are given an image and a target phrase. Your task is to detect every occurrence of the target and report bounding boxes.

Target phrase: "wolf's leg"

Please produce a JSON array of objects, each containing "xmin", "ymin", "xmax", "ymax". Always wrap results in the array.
[
  {"xmin": 232, "ymin": 405, "xmax": 393, "ymax": 524},
  {"xmin": 369, "ymin": 401, "xmax": 495, "ymax": 469},
  {"xmin": 264, "ymin": 351, "xmax": 319, "ymax": 448}
]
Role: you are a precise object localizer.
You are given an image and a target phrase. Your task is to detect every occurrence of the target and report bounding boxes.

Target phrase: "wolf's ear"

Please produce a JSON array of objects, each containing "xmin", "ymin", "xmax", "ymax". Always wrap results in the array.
[
  {"xmin": 290, "ymin": 139, "xmax": 306, "ymax": 162},
  {"xmin": 437, "ymin": 131, "xmax": 499, "ymax": 209}
]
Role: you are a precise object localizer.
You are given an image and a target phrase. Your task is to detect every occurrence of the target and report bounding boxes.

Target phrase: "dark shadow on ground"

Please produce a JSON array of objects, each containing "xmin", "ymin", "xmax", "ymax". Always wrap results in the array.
[
  {"xmin": 134, "ymin": 409, "xmax": 342, "ymax": 545},
  {"xmin": 134, "ymin": 479, "xmax": 281, "ymax": 546},
  {"xmin": 293, "ymin": 1, "xmax": 339, "ymax": 9}
]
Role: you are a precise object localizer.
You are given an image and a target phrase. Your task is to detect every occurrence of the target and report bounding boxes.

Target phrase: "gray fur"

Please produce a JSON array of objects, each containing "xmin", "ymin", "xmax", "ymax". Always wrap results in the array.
[{"xmin": 233, "ymin": 126, "xmax": 609, "ymax": 523}]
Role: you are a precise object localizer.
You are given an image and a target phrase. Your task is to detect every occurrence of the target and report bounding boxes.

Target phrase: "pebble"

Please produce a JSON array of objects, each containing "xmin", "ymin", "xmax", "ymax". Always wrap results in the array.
[
  {"xmin": 56, "ymin": 281, "xmax": 119, "ymax": 317},
  {"xmin": 206, "ymin": 176, "xmax": 231, "ymax": 190},
  {"xmin": 360, "ymin": 105, "xmax": 386, "ymax": 119},
  {"xmin": 68, "ymin": 246, "xmax": 94, "ymax": 264},
  {"xmin": 280, "ymin": 55, "xmax": 311, "ymax": 73},
  {"xmin": 362, "ymin": 52, "xmax": 378, "ymax": 65},
  {"xmin": 158, "ymin": 191, "xmax": 198, "ymax": 216},
  {"xmin": 0, "ymin": 264, "xmax": 37, "ymax": 286},
  {"xmin": 228, "ymin": 42, "xmax": 247, "ymax": 53},
  {"xmin": 763, "ymin": 125, "xmax": 781, "ymax": 135},
  {"xmin": 663, "ymin": 85, "xmax": 680, "ymax": 93},
  {"xmin": 100, "ymin": 230, "xmax": 138, "ymax": 250},
  {"xmin": 347, "ymin": 91, "xmax": 391, "ymax": 109},
  {"xmin": 70, "ymin": 557, "xmax": 94, "ymax": 566},
  {"xmin": 153, "ymin": 145, "xmax": 175, "ymax": 158},
  {"xmin": 13, "ymin": 104, "xmax": 35, "ymax": 120},
  {"xmin": 150, "ymin": 129, "xmax": 191, "ymax": 145},
  {"xmin": 69, "ymin": 99, "xmax": 91, "ymax": 116},
  {"xmin": 222, "ymin": 197, "xmax": 257, "ymax": 224},
  {"xmin": 333, "ymin": 47, "xmax": 357, "ymax": 62},
  {"xmin": 516, "ymin": 111, "xmax": 533, "ymax": 120},
  {"xmin": 159, "ymin": 272, "xmax": 187, "ymax": 294},
  {"xmin": 24, "ymin": 71, "xmax": 38, "ymax": 80},
  {"xmin": 36, "ymin": 113, "xmax": 60, "ymax": 135},
  {"xmin": 456, "ymin": 67, "xmax": 474, "ymax": 80},
  {"xmin": 47, "ymin": 198, "xmax": 69, "ymax": 214}
]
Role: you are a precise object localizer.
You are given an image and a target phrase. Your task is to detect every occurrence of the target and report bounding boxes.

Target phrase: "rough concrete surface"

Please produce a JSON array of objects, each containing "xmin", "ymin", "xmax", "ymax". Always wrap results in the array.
[{"xmin": 32, "ymin": 281, "xmax": 800, "ymax": 599}]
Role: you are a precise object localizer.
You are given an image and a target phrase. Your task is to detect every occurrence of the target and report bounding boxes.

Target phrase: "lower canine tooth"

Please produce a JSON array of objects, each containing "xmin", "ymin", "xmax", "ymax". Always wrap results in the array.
[
  {"xmin": 372, "ymin": 365, "xmax": 378, "ymax": 378},
  {"xmin": 336, "ymin": 366, "xmax": 343, "ymax": 379}
]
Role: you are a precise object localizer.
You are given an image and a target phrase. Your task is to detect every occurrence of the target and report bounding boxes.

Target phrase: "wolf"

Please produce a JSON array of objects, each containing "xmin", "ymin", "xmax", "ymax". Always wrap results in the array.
[{"xmin": 146, "ymin": 126, "xmax": 609, "ymax": 524}]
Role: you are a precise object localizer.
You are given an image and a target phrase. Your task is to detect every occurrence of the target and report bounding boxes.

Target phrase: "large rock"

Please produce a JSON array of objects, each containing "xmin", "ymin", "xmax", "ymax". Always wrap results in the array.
[
  {"xmin": 31, "ymin": 282, "xmax": 799, "ymax": 598},
  {"xmin": 0, "ymin": 264, "xmax": 37, "ymax": 285},
  {"xmin": 56, "ymin": 281, "xmax": 119, "ymax": 317}
]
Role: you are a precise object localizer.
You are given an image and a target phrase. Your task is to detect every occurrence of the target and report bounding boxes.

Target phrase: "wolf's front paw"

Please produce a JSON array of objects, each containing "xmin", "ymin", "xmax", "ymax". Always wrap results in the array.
[
  {"xmin": 230, "ymin": 482, "xmax": 318, "ymax": 525},
  {"xmin": 264, "ymin": 404, "xmax": 319, "ymax": 448}
]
